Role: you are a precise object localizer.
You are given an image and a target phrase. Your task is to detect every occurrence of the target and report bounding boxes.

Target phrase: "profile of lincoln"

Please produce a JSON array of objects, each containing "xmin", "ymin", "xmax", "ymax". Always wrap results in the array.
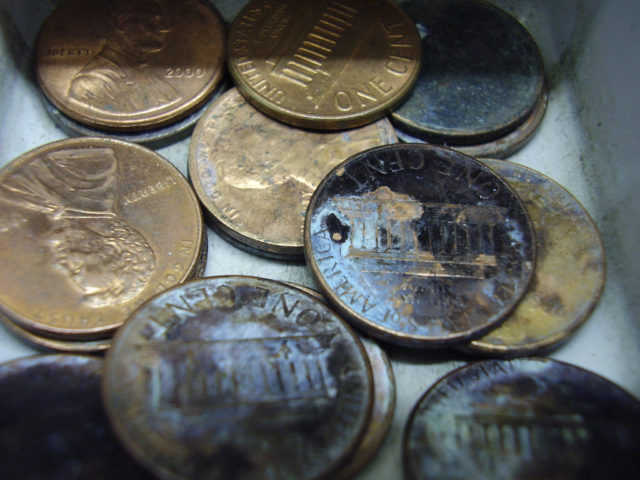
[{"xmin": 0, "ymin": 147, "xmax": 156, "ymax": 307}]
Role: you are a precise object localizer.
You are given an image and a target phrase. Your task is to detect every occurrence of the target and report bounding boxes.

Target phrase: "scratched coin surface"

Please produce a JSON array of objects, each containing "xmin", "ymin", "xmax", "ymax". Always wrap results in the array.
[
  {"xmin": 189, "ymin": 88, "xmax": 397, "ymax": 259},
  {"xmin": 391, "ymin": 0, "xmax": 545, "ymax": 146},
  {"xmin": 104, "ymin": 276, "xmax": 373, "ymax": 480},
  {"xmin": 0, "ymin": 137, "xmax": 206, "ymax": 339},
  {"xmin": 461, "ymin": 160, "xmax": 606, "ymax": 356},
  {"xmin": 0, "ymin": 354, "xmax": 154, "ymax": 479},
  {"xmin": 403, "ymin": 358, "xmax": 640, "ymax": 480},
  {"xmin": 35, "ymin": 0, "xmax": 226, "ymax": 131},
  {"xmin": 305, "ymin": 144, "xmax": 535, "ymax": 347},
  {"xmin": 228, "ymin": 0, "xmax": 421, "ymax": 130}
]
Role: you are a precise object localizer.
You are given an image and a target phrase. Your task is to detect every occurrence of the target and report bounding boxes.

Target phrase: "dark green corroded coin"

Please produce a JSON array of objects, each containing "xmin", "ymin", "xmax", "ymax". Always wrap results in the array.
[
  {"xmin": 0, "ymin": 354, "xmax": 153, "ymax": 479},
  {"xmin": 304, "ymin": 144, "xmax": 535, "ymax": 347},
  {"xmin": 403, "ymin": 358, "xmax": 640, "ymax": 480},
  {"xmin": 392, "ymin": 0, "xmax": 545, "ymax": 146}
]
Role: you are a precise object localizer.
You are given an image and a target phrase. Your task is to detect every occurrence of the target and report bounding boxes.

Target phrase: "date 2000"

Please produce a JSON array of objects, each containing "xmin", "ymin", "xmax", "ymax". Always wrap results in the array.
[{"xmin": 165, "ymin": 67, "xmax": 204, "ymax": 78}]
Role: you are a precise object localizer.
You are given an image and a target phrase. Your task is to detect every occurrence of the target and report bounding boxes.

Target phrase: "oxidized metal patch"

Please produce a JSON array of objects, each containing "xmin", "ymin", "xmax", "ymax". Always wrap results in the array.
[
  {"xmin": 305, "ymin": 144, "xmax": 535, "ymax": 347},
  {"xmin": 462, "ymin": 159, "xmax": 606, "ymax": 356},
  {"xmin": 403, "ymin": 358, "xmax": 640, "ymax": 479},
  {"xmin": 103, "ymin": 276, "xmax": 373, "ymax": 480},
  {"xmin": 0, "ymin": 354, "xmax": 154, "ymax": 479},
  {"xmin": 391, "ymin": 0, "xmax": 545, "ymax": 146}
]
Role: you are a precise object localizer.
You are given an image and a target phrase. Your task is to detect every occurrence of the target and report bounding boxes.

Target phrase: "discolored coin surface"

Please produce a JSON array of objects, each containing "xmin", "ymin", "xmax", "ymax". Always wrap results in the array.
[
  {"xmin": 35, "ymin": 0, "xmax": 226, "ymax": 131},
  {"xmin": 103, "ymin": 276, "xmax": 373, "ymax": 480},
  {"xmin": 403, "ymin": 358, "xmax": 640, "ymax": 480},
  {"xmin": 189, "ymin": 88, "xmax": 397, "ymax": 259},
  {"xmin": 228, "ymin": 0, "xmax": 421, "ymax": 130},
  {"xmin": 391, "ymin": 0, "xmax": 545, "ymax": 146},
  {"xmin": 305, "ymin": 144, "xmax": 535, "ymax": 347},
  {"xmin": 396, "ymin": 90, "xmax": 548, "ymax": 159},
  {"xmin": 280, "ymin": 281, "xmax": 396, "ymax": 478},
  {"xmin": 461, "ymin": 160, "xmax": 606, "ymax": 356},
  {"xmin": 0, "ymin": 137, "xmax": 206, "ymax": 339},
  {"xmin": 0, "ymin": 354, "xmax": 154, "ymax": 479}
]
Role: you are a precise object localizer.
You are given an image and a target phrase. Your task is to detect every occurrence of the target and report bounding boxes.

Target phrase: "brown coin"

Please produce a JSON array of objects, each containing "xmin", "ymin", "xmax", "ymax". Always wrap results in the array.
[
  {"xmin": 104, "ymin": 276, "xmax": 373, "ymax": 480},
  {"xmin": 460, "ymin": 159, "xmax": 606, "ymax": 356},
  {"xmin": 0, "ymin": 354, "xmax": 155, "ymax": 479},
  {"xmin": 188, "ymin": 88, "xmax": 397, "ymax": 259},
  {"xmin": 0, "ymin": 137, "xmax": 206, "ymax": 340},
  {"xmin": 279, "ymin": 281, "xmax": 396, "ymax": 478},
  {"xmin": 228, "ymin": 0, "xmax": 421, "ymax": 130},
  {"xmin": 35, "ymin": 0, "xmax": 226, "ymax": 131},
  {"xmin": 305, "ymin": 144, "xmax": 535, "ymax": 347},
  {"xmin": 403, "ymin": 358, "xmax": 640, "ymax": 479}
]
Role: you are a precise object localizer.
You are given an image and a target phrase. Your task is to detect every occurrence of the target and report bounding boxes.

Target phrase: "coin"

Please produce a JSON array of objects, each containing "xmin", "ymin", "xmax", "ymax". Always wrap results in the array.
[
  {"xmin": 396, "ymin": 90, "xmax": 548, "ymax": 159},
  {"xmin": 0, "ymin": 354, "xmax": 155, "ymax": 479},
  {"xmin": 305, "ymin": 144, "xmax": 535, "ymax": 347},
  {"xmin": 35, "ymin": 0, "xmax": 226, "ymax": 131},
  {"xmin": 103, "ymin": 276, "xmax": 373, "ymax": 480},
  {"xmin": 0, "ymin": 137, "xmax": 206, "ymax": 339},
  {"xmin": 228, "ymin": 0, "xmax": 421, "ymax": 130},
  {"xmin": 279, "ymin": 281, "xmax": 395, "ymax": 479},
  {"xmin": 460, "ymin": 159, "xmax": 606, "ymax": 356},
  {"xmin": 391, "ymin": 0, "xmax": 545, "ymax": 146},
  {"xmin": 403, "ymin": 358, "xmax": 640, "ymax": 479},
  {"xmin": 189, "ymin": 88, "xmax": 397, "ymax": 259}
]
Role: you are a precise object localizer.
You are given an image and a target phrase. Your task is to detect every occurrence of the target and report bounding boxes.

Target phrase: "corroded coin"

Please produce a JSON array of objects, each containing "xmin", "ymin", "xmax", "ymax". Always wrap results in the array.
[
  {"xmin": 189, "ymin": 88, "xmax": 397, "ymax": 259},
  {"xmin": 103, "ymin": 276, "xmax": 373, "ymax": 480},
  {"xmin": 280, "ymin": 281, "xmax": 395, "ymax": 479},
  {"xmin": 35, "ymin": 0, "xmax": 226, "ymax": 131},
  {"xmin": 305, "ymin": 144, "xmax": 535, "ymax": 347},
  {"xmin": 0, "ymin": 137, "xmax": 206, "ymax": 339},
  {"xmin": 461, "ymin": 159, "xmax": 606, "ymax": 356},
  {"xmin": 228, "ymin": 0, "xmax": 421, "ymax": 130},
  {"xmin": 391, "ymin": 0, "xmax": 545, "ymax": 146},
  {"xmin": 0, "ymin": 354, "xmax": 154, "ymax": 479},
  {"xmin": 403, "ymin": 358, "xmax": 640, "ymax": 479}
]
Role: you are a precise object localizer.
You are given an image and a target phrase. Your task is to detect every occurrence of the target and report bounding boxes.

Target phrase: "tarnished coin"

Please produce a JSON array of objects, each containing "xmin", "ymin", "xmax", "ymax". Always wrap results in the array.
[
  {"xmin": 391, "ymin": 0, "xmax": 545, "ymax": 146},
  {"xmin": 189, "ymin": 88, "xmax": 397, "ymax": 259},
  {"xmin": 228, "ymin": 0, "xmax": 421, "ymax": 130},
  {"xmin": 0, "ymin": 137, "xmax": 206, "ymax": 339},
  {"xmin": 461, "ymin": 160, "xmax": 606, "ymax": 356},
  {"xmin": 403, "ymin": 358, "xmax": 640, "ymax": 479},
  {"xmin": 280, "ymin": 281, "xmax": 396, "ymax": 479},
  {"xmin": 103, "ymin": 276, "xmax": 373, "ymax": 480},
  {"xmin": 305, "ymin": 144, "xmax": 535, "ymax": 347},
  {"xmin": 35, "ymin": 0, "xmax": 226, "ymax": 131},
  {"xmin": 0, "ymin": 354, "xmax": 154, "ymax": 479}
]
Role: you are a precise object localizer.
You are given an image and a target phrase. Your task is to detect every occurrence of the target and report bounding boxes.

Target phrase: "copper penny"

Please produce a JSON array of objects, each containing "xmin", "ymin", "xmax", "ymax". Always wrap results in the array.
[
  {"xmin": 189, "ymin": 88, "xmax": 397, "ymax": 259},
  {"xmin": 0, "ymin": 137, "xmax": 206, "ymax": 339},
  {"xmin": 305, "ymin": 144, "xmax": 535, "ymax": 347},
  {"xmin": 103, "ymin": 276, "xmax": 373, "ymax": 480},
  {"xmin": 403, "ymin": 358, "xmax": 640, "ymax": 479},
  {"xmin": 35, "ymin": 0, "xmax": 226, "ymax": 131},
  {"xmin": 0, "ymin": 354, "xmax": 154, "ymax": 479},
  {"xmin": 228, "ymin": 0, "xmax": 421, "ymax": 130},
  {"xmin": 461, "ymin": 159, "xmax": 606, "ymax": 356}
]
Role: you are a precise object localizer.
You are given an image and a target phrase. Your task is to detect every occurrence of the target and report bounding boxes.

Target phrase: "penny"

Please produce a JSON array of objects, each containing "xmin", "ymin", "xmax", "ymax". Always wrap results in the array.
[
  {"xmin": 35, "ymin": 0, "xmax": 226, "ymax": 131},
  {"xmin": 0, "ymin": 354, "xmax": 155, "ymax": 479},
  {"xmin": 279, "ymin": 281, "xmax": 395, "ymax": 479},
  {"xmin": 396, "ymin": 90, "xmax": 548, "ymax": 159},
  {"xmin": 103, "ymin": 276, "xmax": 373, "ymax": 480},
  {"xmin": 391, "ymin": 0, "xmax": 545, "ymax": 146},
  {"xmin": 228, "ymin": 0, "xmax": 421, "ymax": 130},
  {"xmin": 403, "ymin": 358, "xmax": 640, "ymax": 479},
  {"xmin": 460, "ymin": 159, "xmax": 606, "ymax": 356},
  {"xmin": 188, "ymin": 88, "xmax": 397, "ymax": 259},
  {"xmin": 305, "ymin": 144, "xmax": 535, "ymax": 347},
  {"xmin": 0, "ymin": 137, "xmax": 206, "ymax": 339}
]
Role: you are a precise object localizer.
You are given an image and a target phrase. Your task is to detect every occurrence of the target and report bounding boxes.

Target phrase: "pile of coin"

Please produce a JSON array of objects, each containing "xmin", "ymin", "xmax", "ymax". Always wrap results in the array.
[{"xmin": 0, "ymin": 0, "xmax": 630, "ymax": 478}]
